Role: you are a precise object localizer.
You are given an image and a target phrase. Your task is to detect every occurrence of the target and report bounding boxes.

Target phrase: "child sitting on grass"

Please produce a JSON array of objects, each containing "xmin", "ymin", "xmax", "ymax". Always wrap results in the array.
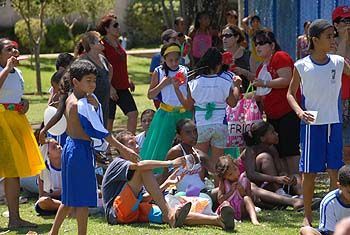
[
  {"xmin": 102, "ymin": 130, "xmax": 191, "ymax": 227},
  {"xmin": 216, "ymin": 155, "xmax": 260, "ymax": 225},
  {"xmin": 35, "ymin": 138, "xmax": 62, "ymax": 216},
  {"xmin": 136, "ymin": 109, "xmax": 155, "ymax": 151},
  {"xmin": 300, "ymin": 165, "xmax": 350, "ymax": 235}
]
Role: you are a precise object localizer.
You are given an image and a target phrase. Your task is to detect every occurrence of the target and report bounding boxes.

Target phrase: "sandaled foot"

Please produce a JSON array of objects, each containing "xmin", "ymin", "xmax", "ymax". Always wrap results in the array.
[
  {"xmin": 8, "ymin": 219, "xmax": 37, "ymax": 229},
  {"xmin": 170, "ymin": 202, "xmax": 192, "ymax": 228},
  {"xmin": 293, "ymin": 198, "xmax": 304, "ymax": 211},
  {"xmin": 220, "ymin": 206, "xmax": 235, "ymax": 231}
]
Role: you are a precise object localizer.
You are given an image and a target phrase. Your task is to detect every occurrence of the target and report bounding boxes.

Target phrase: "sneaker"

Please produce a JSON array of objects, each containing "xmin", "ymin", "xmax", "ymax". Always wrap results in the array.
[
  {"xmin": 255, "ymin": 206, "xmax": 262, "ymax": 213},
  {"xmin": 275, "ymin": 188, "xmax": 292, "ymax": 198}
]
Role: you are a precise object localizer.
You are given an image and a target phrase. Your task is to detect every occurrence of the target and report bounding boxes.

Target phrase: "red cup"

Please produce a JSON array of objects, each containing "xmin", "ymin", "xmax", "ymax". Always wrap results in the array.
[
  {"xmin": 175, "ymin": 71, "xmax": 186, "ymax": 85},
  {"xmin": 222, "ymin": 51, "xmax": 233, "ymax": 65},
  {"xmin": 230, "ymin": 63, "xmax": 236, "ymax": 71}
]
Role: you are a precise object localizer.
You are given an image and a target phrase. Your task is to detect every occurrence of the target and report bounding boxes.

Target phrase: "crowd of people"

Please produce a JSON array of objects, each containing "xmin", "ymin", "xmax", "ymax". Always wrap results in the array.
[{"xmin": 1, "ymin": 5, "xmax": 350, "ymax": 235}]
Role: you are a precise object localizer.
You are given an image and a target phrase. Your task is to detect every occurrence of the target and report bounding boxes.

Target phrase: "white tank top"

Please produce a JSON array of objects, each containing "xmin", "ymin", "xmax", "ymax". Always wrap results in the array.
[
  {"xmin": 0, "ymin": 67, "xmax": 24, "ymax": 103},
  {"xmin": 176, "ymin": 145, "xmax": 205, "ymax": 192},
  {"xmin": 155, "ymin": 65, "xmax": 188, "ymax": 106},
  {"xmin": 295, "ymin": 55, "xmax": 344, "ymax": 124}
]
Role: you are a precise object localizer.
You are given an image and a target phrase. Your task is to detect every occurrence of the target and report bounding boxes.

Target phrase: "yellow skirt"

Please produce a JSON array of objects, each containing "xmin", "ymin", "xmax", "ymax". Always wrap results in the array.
[{"xmin": 0, "ymin": 105, "xmax": 45, "ymax": 177}]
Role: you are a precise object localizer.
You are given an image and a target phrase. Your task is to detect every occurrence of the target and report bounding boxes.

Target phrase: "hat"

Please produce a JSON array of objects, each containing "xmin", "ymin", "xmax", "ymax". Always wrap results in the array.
[
  {"xmin": 308, "ymin": 19, "xmax": 333, "ymax": 38},
  {"xmin": 332, "ymin": 5, "xmax": 350, "ymax": 21},
  {"xmin": 161, "ymin": 29, "xmax": 178, "ymax": 42}
]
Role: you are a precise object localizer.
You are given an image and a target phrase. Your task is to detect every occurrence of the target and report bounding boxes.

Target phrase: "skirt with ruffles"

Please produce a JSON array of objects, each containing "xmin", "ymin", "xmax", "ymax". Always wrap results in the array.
[{"xmin": 0, "ymin": 105, "xmax": 45, "ymax": 177}]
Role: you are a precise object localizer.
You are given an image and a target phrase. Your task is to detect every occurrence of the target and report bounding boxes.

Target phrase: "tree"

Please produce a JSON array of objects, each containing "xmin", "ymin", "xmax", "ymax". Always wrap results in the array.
[
  {"xmin": 12, "ymin": 0, "xmax": 49, "ymax": 95},
  {"xmin": 47, "ymin": 0, "xmax": 115, "ymax": 42}
]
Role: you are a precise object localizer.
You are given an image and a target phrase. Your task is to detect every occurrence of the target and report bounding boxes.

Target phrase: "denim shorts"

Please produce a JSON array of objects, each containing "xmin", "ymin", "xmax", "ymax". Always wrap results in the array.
[{"xmin": 197, "ymin": 123, "xmax": 228, "ymax": 148}]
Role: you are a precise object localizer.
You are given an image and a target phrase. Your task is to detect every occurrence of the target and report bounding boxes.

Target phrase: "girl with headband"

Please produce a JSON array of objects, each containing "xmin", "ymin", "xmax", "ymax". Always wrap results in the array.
[{"xmin": 141, "ymin": 43, "xmax": 192, "ymax": 175}]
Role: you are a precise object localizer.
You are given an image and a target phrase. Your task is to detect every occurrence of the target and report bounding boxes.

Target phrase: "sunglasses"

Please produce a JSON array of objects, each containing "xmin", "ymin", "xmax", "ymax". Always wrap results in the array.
[
  {"xmin": 340, "ymin": 18, "xmax": 350, "ymax": 24},
  {"xmin": 254, "ymin": 40, "xmax": 271, "ymax": 46},
  {"xmin": 221, "ymin": 33, "xmax": 234, "ymax": 39},
  {"xmin": 112, "ymin": 22, "xmax": 119, "ymax": 28},
  {"xmin": 4, "ymin": 46, "xmax": 17, "ymax": 52}
]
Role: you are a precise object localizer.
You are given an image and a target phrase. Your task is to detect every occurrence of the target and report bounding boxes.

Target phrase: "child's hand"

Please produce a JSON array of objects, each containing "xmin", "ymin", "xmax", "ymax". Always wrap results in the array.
[
  {"xmin": 171, "ymin": 77, "xmax": 181, "ymax": 89},
  {"xmin": 165, "ymin": 169, "xmax": 184, "ymax": 185},
  {"xmin": 274, "ymin": 175, "xmax": 291, "ymax": 185},
  {"xmin": 161, "ymin": 76, "xmax": 173, "ymax": 87},
  {"xmin": 19, "ymin": 99, "xmax": 29, "ymax": 114},
  {"xmin": 87, "ymin": 94, "xmax": 99, "ymax": 109},
  {"xmin": 297, "ymin": 110, "xmax": 315, "ymax": 123},
  {"xmin": 233, "ymin": 76, "xmax": 242, "ymax": 87},
  {"xmin": 110, "ymin": 87, "xmax": 118, "ymax": 101},
  {"xmin": 38, "ymin": 129, "xmax": 47, "ymax": 145},
  {"xmin": 5, "ymin": 56, "xmax": 19, "ymax": 71},
  {"xmin": 171, "ymin": 156, "xmax": 186, "ymax": 168},
  {"xmin": 122, "ymin": 148, "xmax": 140, "ymax": 163},
  {"xmin": 236, "ymin": 183, "xmax": 246, "ymax": 196}
]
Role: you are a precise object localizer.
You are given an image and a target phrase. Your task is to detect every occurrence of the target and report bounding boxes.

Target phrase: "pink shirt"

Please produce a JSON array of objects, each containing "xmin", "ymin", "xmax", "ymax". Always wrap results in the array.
[{"xmin": 192, "ymin": 31, "xmax": 212, "ymax": 59}]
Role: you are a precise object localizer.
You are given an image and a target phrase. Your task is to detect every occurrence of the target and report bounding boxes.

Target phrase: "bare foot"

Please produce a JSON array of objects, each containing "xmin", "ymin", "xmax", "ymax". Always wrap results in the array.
[
  {"xmin": 8, "ymin": 218, "xmax": 37, "ymax": 229},
  {"xmin": 302, "ymin": 216, "xmax": 312, "ymax": 227},
  {"xmin": 293, "ymin": 198, "xmax": 304, "ymax": 210},
  {"xmin": 252, "ymin": 219, "xmax": 260, "ymax": 225}
]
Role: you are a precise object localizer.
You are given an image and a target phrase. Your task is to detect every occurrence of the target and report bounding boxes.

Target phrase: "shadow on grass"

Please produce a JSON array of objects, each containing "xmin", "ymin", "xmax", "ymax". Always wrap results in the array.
[{"xmin": 0, "ymin": 223, "xmax": 52, "ymax": 234}]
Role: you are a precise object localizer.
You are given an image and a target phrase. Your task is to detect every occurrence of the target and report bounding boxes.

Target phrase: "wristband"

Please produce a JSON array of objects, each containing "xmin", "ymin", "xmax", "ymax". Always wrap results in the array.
[
  {"xmin": 168, "ymin": 162, "xmax": 174, "ymax": 172},
  {"xmin": 263, "ymin": 80, "xmax": 268, "ymax": 87}
]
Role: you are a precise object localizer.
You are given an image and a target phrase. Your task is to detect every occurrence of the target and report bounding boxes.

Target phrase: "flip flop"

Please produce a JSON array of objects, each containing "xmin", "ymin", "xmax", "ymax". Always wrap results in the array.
[
  {"xmin": 220, "ymin": 206, "xmax": 235, "ymax": 231},
  {"xmin": 174, "ymin": 202, "xmax": 192, "ymax": 228}
]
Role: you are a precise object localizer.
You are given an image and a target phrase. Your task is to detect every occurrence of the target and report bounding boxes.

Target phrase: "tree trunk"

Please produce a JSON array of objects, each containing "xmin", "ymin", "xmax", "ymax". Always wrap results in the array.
[
  {"xmin": 169, "ymin": 0, "xmax": 175, "ymax": 28},
  {"xmin": 161, "ymin": 0, "xmax": 171, "ymax": 28},
  {"xmin": 33, "ymin": 44, "xmax": 42, "ymax": 95}
]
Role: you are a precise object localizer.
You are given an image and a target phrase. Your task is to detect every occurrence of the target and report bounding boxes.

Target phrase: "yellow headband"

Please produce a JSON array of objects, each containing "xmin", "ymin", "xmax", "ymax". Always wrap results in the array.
[{"xmin": 164, "ymin": 45, "xmax": 181, "ymax": 56}]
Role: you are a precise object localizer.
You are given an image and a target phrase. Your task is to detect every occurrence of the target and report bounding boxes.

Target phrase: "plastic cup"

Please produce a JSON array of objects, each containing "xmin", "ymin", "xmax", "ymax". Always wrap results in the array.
[
  {"xmin": 222, "ymin": 51, "xmax": 233, "ymax": 65},
  {"xmin": 306, "ymin": 111, "xmax": 318, "ymax": 124},
  {"xmin": 175, "ymin": 71, "xmax": 186, "ymax": 85}
]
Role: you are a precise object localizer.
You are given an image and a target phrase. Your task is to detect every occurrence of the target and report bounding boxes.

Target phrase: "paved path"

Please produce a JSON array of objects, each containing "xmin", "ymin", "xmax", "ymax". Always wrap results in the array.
[{"xmin": 29, "ymin": 48, "xmax": 160, "ymax": 59}]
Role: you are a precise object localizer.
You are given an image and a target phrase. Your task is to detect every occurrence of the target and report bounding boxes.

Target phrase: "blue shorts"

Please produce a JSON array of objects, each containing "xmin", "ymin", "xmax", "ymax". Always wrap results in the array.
[
  {"xmin": 61, "ymin": 137, "xmax": 97, "ymax": 207},
  {"xmin": 300, "ymin": 123, "xmax": 343, "ymax": 173}
]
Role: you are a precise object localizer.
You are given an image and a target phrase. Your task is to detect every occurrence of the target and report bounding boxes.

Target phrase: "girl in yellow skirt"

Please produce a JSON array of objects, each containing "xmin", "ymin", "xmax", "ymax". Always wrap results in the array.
[{"xmin": 0, "ymin": 38, "xmax": 45, "ymax": 229}]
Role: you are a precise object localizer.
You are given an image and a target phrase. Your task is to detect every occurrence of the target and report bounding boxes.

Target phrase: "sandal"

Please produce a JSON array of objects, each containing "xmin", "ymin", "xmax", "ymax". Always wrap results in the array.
[
  {"xmin": 220, "ymin": 206, "xmax": 235, "ymax": 231},
  {"xmin": 173, "ymin": 202, "xmax": 192, "ymax": 228}
]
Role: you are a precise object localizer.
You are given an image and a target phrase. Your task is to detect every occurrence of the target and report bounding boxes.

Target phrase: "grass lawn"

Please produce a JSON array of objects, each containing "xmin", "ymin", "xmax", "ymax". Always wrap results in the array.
[
  {"xmin": 1, "ymin": 55, "xmax": 330, "ymax": 234},
  {"xmin": 21, "ymin": 56, "xmax": 154, "ymax": 128}
]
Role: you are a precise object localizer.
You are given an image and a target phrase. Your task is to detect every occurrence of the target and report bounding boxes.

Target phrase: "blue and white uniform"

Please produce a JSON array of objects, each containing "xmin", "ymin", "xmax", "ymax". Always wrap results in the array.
[
  {"xmin": 318, "ymin": 189, "xmax": 350, "ymax": 234},
  {"xmin": 295, "ymin": 55, "xmax": 344, "ymax": 173},
  {"xmin": 61, "ymin": 95, "xmax": 109, "ymax": 207}
]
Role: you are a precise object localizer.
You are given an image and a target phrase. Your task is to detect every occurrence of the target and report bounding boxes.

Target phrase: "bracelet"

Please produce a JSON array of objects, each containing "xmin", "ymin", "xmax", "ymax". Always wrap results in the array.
[{"xmin": 263, "ymin": 80, "xmax": 268, "ymax": 88}]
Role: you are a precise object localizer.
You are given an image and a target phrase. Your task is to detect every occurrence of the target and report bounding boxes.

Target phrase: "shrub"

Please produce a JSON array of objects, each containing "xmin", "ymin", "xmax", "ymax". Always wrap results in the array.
[{"xmin": 14, "ymin": 18, "xmax": 47, "ymax": 54}]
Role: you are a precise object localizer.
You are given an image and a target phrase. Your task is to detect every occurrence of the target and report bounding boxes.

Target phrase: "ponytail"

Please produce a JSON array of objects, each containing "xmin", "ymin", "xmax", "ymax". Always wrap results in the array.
[{"xmin": 243, "ymin": 121, "xmax": 271, "ymax": 147}]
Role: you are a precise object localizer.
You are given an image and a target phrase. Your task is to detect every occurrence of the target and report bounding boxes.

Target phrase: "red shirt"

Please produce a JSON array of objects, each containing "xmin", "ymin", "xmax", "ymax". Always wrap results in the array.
[
  {"xmin": 102, "ymin": 39, "xmax": 130, "ymax": 89},
  {"xmin": 256, "ymin": 51, "xmax": 300, "ymax": 119},
  {"xmin": 342, "ymin": 58, "xmax": 350, "ymax": 100}
]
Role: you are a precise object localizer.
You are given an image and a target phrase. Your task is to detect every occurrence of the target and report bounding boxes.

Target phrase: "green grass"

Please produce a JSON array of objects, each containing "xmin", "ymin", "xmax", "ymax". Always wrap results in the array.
[
  {"xmin": 20, "ymin": 56, "xmax": 154, "ymax": 126},
  {"xmin": 0, "ymin": 200, "xmax": 321, "ymax": 235}
]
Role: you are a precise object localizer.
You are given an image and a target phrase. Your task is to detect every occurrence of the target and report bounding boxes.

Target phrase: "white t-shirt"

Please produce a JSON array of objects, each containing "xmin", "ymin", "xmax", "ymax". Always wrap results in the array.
[
  {"xmin": 154, "ymin": 65, "xmax": 188, "ymax": 106},
  {"xmin": 40, "ymin": 160, "xmax": 62, "ymax": 193},
  {"xmin": 189, "ymin": 74, "xmax": 231, "ymax": 126},
  {"xmin": 136, "ymin": 131, "xmax": 146, "ymax": 150},
  {"xmin": 295, "ymin": 55, "xmax": 344, "ymax": 125},
  {"xmin": 0, "ymin": 67, "xmax": 24, "ymax": 103},
  {"xmin": 319, "ymin": 189, "xmax": 350, "ymax": 233}
]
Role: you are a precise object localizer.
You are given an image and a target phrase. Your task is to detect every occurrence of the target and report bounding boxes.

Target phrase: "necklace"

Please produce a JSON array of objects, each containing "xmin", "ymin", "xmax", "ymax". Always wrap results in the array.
[{"xmin": 104, "ymin": 37, "xmax": 125, "ymax": 58}]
